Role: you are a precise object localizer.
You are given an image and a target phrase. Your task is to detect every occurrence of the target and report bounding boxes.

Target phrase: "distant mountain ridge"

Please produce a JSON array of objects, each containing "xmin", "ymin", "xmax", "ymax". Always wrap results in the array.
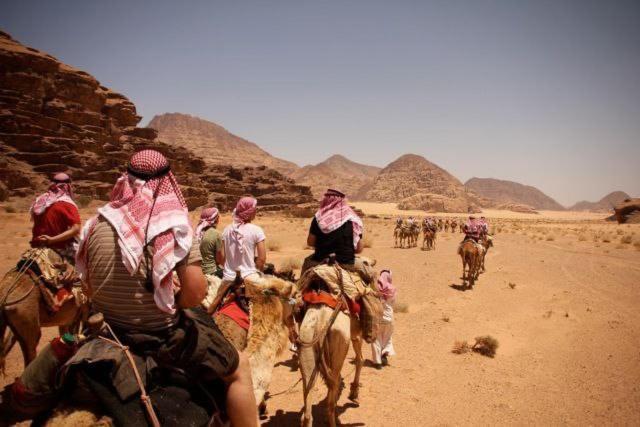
[
  {"xmin": 569, "ymin": 191, "xmax": 630, "ymax": 212},
  {"xmin": 291, "ymin": 154, "xmax": 380, "ymax": 200},
  {"xmin": 148, "ymin": 113, "xmax": 299, "ymax": 175},
  {"xmin": 464, "ymin": 177, "xmax": 565, "ymax": 211}
]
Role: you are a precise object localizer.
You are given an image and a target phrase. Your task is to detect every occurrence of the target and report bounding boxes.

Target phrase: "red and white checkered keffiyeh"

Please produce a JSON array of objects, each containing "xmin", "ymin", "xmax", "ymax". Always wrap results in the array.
[
  {"xmin": 76, "ymin": 150, "xmax": 192, "ymax": 314},
  {"xmin": 315, "ymin": 189, "xmax": 364, "ymax": 248},
  {"xmin": 195, "ymin": 207, "xmax": 219, "ymax": 242},
  {"xmin": 30, "ymin": 173, "xmax": 77, "ymax": 218},
  {"xmin": 229, "ymin": 197, "xmax": 258, "ymax": 254}
]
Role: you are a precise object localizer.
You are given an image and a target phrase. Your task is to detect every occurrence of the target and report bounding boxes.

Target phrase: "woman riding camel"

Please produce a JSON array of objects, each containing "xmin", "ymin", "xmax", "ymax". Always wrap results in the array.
[
  {"xmin": 303, "ymin": 189, "xmax": 371, "ymax": 281},
  {"xmin": 208, "ymin": 196, "xmax": 267, "ymax": 312},
  {"xmin": 76, "ymin": 150, "xmax": 258, "ymax": 427},
  {"xmin": 30, "ymin": 172, "xmax": 81, "ymax": 262}
]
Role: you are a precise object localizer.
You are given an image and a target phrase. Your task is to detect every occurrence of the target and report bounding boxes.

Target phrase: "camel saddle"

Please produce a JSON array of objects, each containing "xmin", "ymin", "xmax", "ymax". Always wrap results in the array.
[{"xmin": 16, "ymin": 248, "xmax": 83, "ymax": 312}]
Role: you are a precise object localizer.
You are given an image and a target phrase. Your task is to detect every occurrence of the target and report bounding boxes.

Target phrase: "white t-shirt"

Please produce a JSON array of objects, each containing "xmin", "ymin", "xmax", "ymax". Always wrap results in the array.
[{"xmin": 221, "ymin": 223, "xmax": 266, "ymax": 280}]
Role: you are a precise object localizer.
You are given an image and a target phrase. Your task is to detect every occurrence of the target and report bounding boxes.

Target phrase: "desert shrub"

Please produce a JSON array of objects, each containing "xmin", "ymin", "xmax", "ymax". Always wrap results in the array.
[
  {"xmin": 616, "ymin": 229, "xmax": 624, "ymax": 235},
  {"xmin": 472, "ymin": 336, "xmax": 499, "ymax": 358},
  {"xmin": 615, "ymin": 244, "xmax": 625, "ymax": 250},
  {"xmin": 267, "ymin": 239, "xmax": 282, "ymax": 252},
  {"xmin": 279, "ymin": 256, "xmax": 302, "ymax": 272},
  {"xmin": 4, "ymin": 205, "xmax": 16, "ymax": 213},
  {"xmin": 361, "ymin": 234, "xmax": 373, "ymax": 248},
  {"xmin": 451, "ymin": 340, "xmax": 470, "ymax": 354},
  {"xmin": 76, "ymin": 194, "xmax": 92, "ymax": 208},
  {"xmin": 620, "ymin": 235, "xmax": 632, "ymax": 245},
  {"xmin": 441, "ymin": 315, "xmax": 450, "ymax": 322},
  {"xmin": 508, "ymin": 282, "xmax": 516, "ymax": 289},
  {"xmin": 577, "ymin": 233, "xmax": 587, "ymax": 241},
  {"xmin": 546, "ymin": 235, "xmax": 555, "ymax": 241},
  {"xmin": 393, "ymin": 301, "xmax": 409, "ymax": 313},
  {"xmin": 602, "ymin": 235, "xmax": 611, "ymax": 243}
]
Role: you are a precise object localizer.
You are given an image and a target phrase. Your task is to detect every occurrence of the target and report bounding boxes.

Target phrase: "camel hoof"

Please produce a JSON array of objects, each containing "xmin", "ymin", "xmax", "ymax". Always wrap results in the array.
[{"xmin": 348, "ymin": 394, "xmax": 360, "ymax": 406}]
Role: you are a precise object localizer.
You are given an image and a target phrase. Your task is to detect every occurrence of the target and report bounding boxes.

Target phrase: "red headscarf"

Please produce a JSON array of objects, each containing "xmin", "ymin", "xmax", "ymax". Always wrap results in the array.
[
  {"xmin": 30, "ymin": 173, "xmax": 76, "ymax": 218},
  {"xmin": 229, "ymin": 197, "xmax": 258, "ymax": 254},
  {"xmin": 315, "ymin": 189, "xmax": 364, "ymax": 248},
  {"xmin": 195, "ymin": 207, "xmax": 220, "ymax": 241},
  {"xmin": 76, "ymin": 150, "xmax": 192, "ymax": 314}
]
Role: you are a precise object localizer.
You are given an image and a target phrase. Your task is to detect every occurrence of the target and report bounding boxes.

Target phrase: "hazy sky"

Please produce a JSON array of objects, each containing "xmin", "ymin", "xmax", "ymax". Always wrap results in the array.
[{"xmin": 2, "ymin": 1, "xmax": 639, "ymax": 206}]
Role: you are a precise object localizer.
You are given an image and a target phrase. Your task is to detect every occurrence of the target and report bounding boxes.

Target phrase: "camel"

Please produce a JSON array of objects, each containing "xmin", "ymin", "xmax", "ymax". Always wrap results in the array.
[
  {"xmin": 450, "ymin": 220, "xmax": 458, "ymax": 233},
  {"xmin": 437, "ymin": 218, "xmax": 444, "ymax": 232},
  {"xmin": 479, "ymin": 236, "xmax": 493, "ymax": 273},
  {"xmin": 211, "ymin": 275, "xmax": 295, "ymax": 415},
  {"xmin": 299, "ymin": 304, "xmax": 363, "ymax": 427},
  {"xmin": 393, "ymin": 223, "xmax": 403, "ymax": 248},
  {"xmin": 444, "ymin": 219, "xmax": 450, "ymax": 233},
  {"xmin": 422, "ymin": 226, "xmax": 436, "ymax": 250},
  {"xmin": 410, "ymin": 223, "xmax": 420, "ymax": 247},
  {"xmin": 0, "ymin": 267, "xmax": 86, "ymax": 374},
  {"xmin": 459, "ymin": 240, "xmax": 483, "ymax": 288}
]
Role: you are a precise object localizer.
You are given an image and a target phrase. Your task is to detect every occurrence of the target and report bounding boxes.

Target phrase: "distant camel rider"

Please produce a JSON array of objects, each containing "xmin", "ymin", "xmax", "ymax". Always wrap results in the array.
[
  {"xmin": 30, "ymin": 172, "xmax": 81, "ymax": 262},
  {"xmin": 303, "ymin": 189, "xmax": 373, "ymax": 283},
  {"xmin": 196, "ymin": 206, "xmax": 224, "ymax": 307},
  {"xmin": 462, "ymin": 215, "xmax": 482, "ymax": 242},
  {"xmin": 395, "ymin": 217, "xmax": 403, "ymax": 227}
]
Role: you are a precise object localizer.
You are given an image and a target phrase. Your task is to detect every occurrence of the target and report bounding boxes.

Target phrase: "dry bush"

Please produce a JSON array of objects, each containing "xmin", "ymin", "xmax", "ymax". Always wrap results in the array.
[
  {"xmin": 546, "ymin": 235, "xmax": 555, "ymax": 241},
  {"xmin": 620, "ymin": 235, "xmax": 633, "ymax": 245},
  {"xmin": 616, "ymin": 229, "xmax": 624, "ymax": 235},
  {"xmin": 441, "ymin": 315, "xmax": 450, "ymax": 322},
  {"xmin": 393, "ymin": 301, "xmax": 409, "ymax": 313},
  {"xmin": 4, "ymin": 205, "xmax": 16, "ymax": 213},
  {"xmin": 451, "ymin": 340, "xmax": 470, "ymax": 354},
  {"xmin": 602, "ymin": 235, "xmax": 611, "ymax": 243},
  {"xmin": 472, "ymin": 335, "xmax": 499, "ymax": 358},
  {"xmin": 577, "ymin": 233, "xmax": 587, "ymax": 241},
  {"xmin": 615, "ymin": 244, "xmax": 625, "ymax": 250},
  {"xmin": 279, "ymin": 257, "xmax": 302, "ymax": 272},
  {"xmin": 267, "ymin": 238, "xmax": 282, "ymax": 252},
  {"xmin": 361, "ymin": 234, "xmax": 374, "ymax": 248},
  {"xmin": 508, "ymin": 282, "xmax": 516, "ymax": 289}
]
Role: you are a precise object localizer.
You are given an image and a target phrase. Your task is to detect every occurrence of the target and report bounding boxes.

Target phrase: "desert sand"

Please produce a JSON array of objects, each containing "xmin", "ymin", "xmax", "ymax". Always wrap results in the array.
[{"xmin": 1, "ymin": 204, "xmax": 639, "ymax": 426}]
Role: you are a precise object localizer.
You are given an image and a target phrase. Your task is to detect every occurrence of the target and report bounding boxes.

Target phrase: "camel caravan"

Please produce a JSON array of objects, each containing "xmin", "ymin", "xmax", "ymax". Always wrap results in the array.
[{"xmin": 0, "ymin": 151, "xmax": 391, "ymax": 427}]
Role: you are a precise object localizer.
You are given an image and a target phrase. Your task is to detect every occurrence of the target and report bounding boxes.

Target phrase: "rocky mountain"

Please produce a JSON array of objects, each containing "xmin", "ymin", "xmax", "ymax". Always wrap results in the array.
[
  {"xmin": 569, "ymin": 191, "xmax": 630, "ymax": 213},
  {"xmin": 464, "ymin": 177, "xmax": 565, "ymax": 211},
  {"xmin": 148, "ymin": 113, "xmax": 299, "ymax": 176},
  {"xmin": 291, "ymin": 154, "xmax": 381, "ymax": 200},
  {"xmin": 366, "ymin": 154, "xmax": 480, "ymax": 213},
  {"xmin": 0, "ymin": 31, "xmax": 313, "ymax": 210}
]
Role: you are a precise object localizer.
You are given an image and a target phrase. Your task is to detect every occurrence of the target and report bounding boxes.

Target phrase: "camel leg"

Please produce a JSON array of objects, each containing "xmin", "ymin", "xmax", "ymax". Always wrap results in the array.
[
  {"xmin": 10, "ymin": 314, "xmax": 41, "ymax": 368},
  {"xmin": 348, "ymin": 322, "xmax": 363, "ymax": 405}
]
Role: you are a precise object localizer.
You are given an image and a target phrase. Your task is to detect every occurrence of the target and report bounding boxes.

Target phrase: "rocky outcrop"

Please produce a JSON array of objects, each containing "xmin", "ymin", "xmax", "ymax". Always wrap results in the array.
[
  {"xmin": 0, "ymin": 31, "xmax": 313, "ymax": 211},
  {"xmin": 569, "ymin": 191, "xmax": 630, "ymax": 213},
  {"xmin": 613, "ymin": 198, "xmax": 640, "ymax": 224},
  {"xmin": 495, "ymin": 202, "xmax": 539, "ymax": 214},
  {"xmin": 148, "ymin": 113, "xmax": 299, "ymax": 176},
  {"xmin": 365, "ymin": 154, "xmax": 478, "ymax": 212},
  {"xmin": 464, "ymin": 177, "xmax": 565, "ymax": 211},
  {"xmin": 291, "ymin": 154, "xmax": 380, "ymax": 200}
]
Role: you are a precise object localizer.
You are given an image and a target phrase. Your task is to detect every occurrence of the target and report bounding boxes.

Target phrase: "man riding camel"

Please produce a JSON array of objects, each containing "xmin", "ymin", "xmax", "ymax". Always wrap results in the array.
[
  {"xmin": 30, "ymin": 173, "xmax": 81, "ymax": 262},
  {"xmin": 303, "ymin": 189, "xmax": 373, "ymax": 283},
  {"xmin": 196, "ymin": 206, "xmax": 224, "ymax": 307},
  {"xmin": 76, "ymin": 150, "xmax": 258, "ymax": 427}
]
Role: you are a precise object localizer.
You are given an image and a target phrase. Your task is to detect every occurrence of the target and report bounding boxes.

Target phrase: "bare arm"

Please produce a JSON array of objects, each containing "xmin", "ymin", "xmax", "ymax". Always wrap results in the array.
[
  {"xmin": 307, "ymin": 233, "xmax": 316, "ymax": 248},
  {"xmin": 175, "ymin": 262, "xmax": 207, "ymax": 308},
  {"xmin": 216, "ymin": 245, "xmax": 225, "ymax": 266},
  {"xmin": 255, "ymin": 240, "xmax": 266, "ymax": 272},
  {"xmin": 355, "ymin": 237, "xmax": 364, "ymax": 254},
  {"xmin": 35, "ymin": 223, "xmax": 81, "ymax": 246}
]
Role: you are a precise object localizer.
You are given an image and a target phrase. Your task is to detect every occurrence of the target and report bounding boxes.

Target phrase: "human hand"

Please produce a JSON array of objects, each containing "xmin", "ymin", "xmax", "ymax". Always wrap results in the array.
[{"xmin": 35, "ymin": 235, "xmax": 52, "ymax": 245}]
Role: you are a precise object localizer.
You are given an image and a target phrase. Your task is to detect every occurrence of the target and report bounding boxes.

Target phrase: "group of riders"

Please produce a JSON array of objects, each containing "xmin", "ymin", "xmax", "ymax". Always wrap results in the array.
[
  {"xmin": 394, "ymin": 214, "xmax": 491, "ymax": 251},
  {"xmin": 0, "ymin": 149, "xmax": 381, "ymax": 426}
]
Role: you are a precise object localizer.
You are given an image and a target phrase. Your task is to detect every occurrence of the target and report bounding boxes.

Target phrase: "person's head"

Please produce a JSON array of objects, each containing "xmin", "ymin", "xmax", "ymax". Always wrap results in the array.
[
  {"xmin": 201, "ymin": 207, "xmax": 220, "ymax": 227},
  {"xmin": 50, "ymin": 172, "xmax": 73, "ymax": 196},
  {"xmin": 127, "ymin": 149, "xmax": 171, "ymax": 183},
  {"xmin": 234, "ymin": 196, "xmax": 258, "ymax": 223},
  {"xmin": 319, "ymin": 188, "xmax": 346, "ymax": 210}
]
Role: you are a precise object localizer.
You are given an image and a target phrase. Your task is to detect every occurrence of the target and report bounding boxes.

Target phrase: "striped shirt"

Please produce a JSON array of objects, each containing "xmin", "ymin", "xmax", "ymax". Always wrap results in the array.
[{"xmin": 86, "ymin": 219, "xmax": 202, "ymax": 332}]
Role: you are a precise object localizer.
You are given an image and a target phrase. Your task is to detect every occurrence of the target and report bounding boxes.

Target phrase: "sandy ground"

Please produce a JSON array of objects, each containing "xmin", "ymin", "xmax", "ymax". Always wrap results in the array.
[{"xmin": 1, "ymin": 205, "xmax": 640, "ymax": 426}]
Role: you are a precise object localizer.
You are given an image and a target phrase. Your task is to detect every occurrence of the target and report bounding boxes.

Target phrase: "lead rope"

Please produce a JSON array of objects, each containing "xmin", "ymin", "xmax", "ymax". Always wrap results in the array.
[
  {"xmin": 96, "ymin": 322, "xmax": 161, "ymax": 427},
  {"xmin": 0, "ymin": 248, "xmax": 44, "ymax": 309}
]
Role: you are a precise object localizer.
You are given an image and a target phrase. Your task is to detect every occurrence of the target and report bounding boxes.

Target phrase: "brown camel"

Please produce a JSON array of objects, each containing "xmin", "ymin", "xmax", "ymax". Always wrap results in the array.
[
  {"xmin": 459, "ymin": 240, "xmax": 482, "ymax": 288},
  {"xmin": 450, "ymin": 221, "xmax": 458, "ymax": 233},
  {"xmin": 299, "ymin": 303, "xmax": 363, "ymax": 427},
  {"xmin": 479, "ymin": 236, "xmax": 494, "ymax": 272},
  {"xmin": 437, "ymin": 218, "xmax": 444, "ymax": 232},
  {"xmin": 393, "ymin": 224, "xmax": 403, "ymax": 248},
  {"xmin": 0, "ymin": 268, "xmax": 86, "ymax": 374},
  {"xmin": 212, "ymin": 275, "xmax": 295, "ymax": 415},
  {"xmin": 444, "ymin": 219, "xmax": 450, "ymax": 233},
  {"xmin": 422, "ymin": 227, "xmax": 436, "ymax": 250}
]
